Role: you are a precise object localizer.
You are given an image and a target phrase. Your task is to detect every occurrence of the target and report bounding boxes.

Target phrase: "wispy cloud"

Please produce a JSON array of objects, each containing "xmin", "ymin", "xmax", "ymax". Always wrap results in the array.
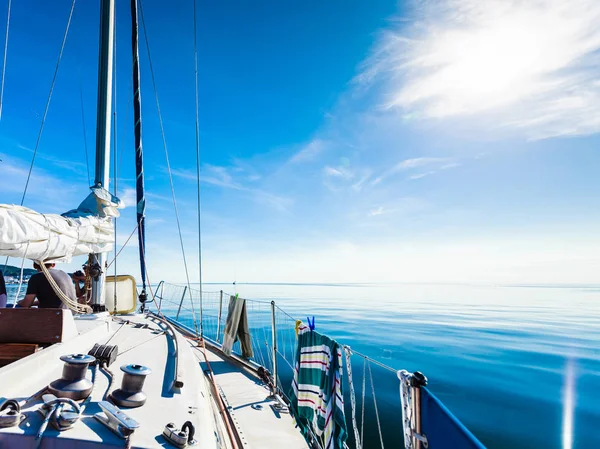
[
  {"xmin": 372, "ymin": 157, "xmax": 458, "ymax": 185},
  {"xmin": 0, "ymin": 154, "xmax": 82, "ymax": 211},
  {"xmin": 171, "ymin": 163, "xmax": 292, "ymax": 211},
  {"xmin": 17, "ymin": 144, "xmax": 89, "ymax": 177},
  {"xmin": 366, "ymin": 197, "xmax": 428, "ymax": 219},
  {"xmin": 290, "ymin": 139, "xmax": 327, "ymax": 163},
  {"xmin": 369, "ymin": 206, "xmax": 385, "ymax": 217},
  {"xmin": 323, "ymin": 165, "xmax": 354, "ymax": 180},
  {"xmin": 360, "ymin": 0, "xmax": 600, "ymax": 139}
]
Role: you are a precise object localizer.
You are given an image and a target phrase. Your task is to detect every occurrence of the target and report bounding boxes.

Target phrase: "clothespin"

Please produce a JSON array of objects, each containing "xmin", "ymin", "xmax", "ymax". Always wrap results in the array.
[{"xmin": 307, "ymin": 316, "xmax": 315, "ymax": 331}]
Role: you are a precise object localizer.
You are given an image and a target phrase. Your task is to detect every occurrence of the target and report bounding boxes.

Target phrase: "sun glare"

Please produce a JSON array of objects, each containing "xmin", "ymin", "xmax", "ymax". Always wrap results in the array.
[
  {"xmin": 562, "ymin": 359, "xmax": 575, "ymax": 449},
  {"xmin": 385, "ymin": 0, "xmax": 600, "ymax": 133}
]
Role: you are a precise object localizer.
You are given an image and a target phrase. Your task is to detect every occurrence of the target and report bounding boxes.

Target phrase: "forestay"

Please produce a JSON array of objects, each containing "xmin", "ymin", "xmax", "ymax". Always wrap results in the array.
[{"xmin": 0, "ymin": 187, "xmax": 122, "ymax": 262}]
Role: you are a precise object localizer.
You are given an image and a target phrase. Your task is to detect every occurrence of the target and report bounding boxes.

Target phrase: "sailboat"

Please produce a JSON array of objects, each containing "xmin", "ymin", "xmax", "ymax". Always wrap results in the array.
[{"xmin": 0, "ymin": 1, "xmax": 487, "ymax": 448}]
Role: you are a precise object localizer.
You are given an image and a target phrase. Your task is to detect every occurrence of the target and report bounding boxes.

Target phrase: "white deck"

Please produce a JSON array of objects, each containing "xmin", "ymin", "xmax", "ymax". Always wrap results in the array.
[
  {"xmin": 190, "ymin": 342, "xmax": 309, "ymax": 449},
  {"xmin": 0, "ymin": 313, "xmax": 308, "ymax": 449}
]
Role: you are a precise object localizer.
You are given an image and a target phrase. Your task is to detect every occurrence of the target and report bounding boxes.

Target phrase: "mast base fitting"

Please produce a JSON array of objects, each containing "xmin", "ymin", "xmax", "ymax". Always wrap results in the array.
[{"xmin": 48, "ymin": 354, "xmax": 96, "ymax": 400}]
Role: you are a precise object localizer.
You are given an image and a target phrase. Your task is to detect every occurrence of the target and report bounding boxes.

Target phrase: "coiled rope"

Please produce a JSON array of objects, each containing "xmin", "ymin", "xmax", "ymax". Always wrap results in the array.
[{"xmin": 38, "ymin": 261, "xmax": 92, "ymax": 314}]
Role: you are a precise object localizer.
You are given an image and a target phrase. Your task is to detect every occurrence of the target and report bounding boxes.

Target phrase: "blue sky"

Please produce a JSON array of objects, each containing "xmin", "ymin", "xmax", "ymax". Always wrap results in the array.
[{"xmin": 1, "ymin": 0, "xmax": 600, "ymax": 284}]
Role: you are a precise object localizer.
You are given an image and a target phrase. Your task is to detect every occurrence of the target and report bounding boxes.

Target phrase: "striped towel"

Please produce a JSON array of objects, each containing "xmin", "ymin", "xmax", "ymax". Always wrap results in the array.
[{"xmin": 290, "ymin": 323, "xmax": 347, "ymax": 449}]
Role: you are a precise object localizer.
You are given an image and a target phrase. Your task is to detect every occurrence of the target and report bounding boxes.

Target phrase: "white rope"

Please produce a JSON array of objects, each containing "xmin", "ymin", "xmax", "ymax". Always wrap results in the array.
[
  {"xmin": 368, "ymin": 362, "xmax": 385, "ymax": 449},
  {"xmin": 398, "ymin": 370, "xmax": 414, "ymax": 449},
  {"xmin": 12, "ymin": 241, "xmax": 29, "ymax": 307},
  {"xmin": 343, "ymin": 346, "xmax": 362, "ymax": 449},
  {"xmin": 38, "ymin": 261, "xmax": 92, "ymax": 314}
]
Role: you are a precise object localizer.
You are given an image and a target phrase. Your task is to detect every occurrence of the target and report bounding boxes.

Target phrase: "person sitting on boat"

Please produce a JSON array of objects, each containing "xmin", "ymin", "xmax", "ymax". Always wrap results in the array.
[
  {"xmin": 17, "ymin": 262, "xmax": 76, "ymax": 309},
  {"xmin": 71, "ymin": 264, "xmax": 91, "ymax": 305},
  {"xmin": 0, "ymin": 270, "xmax": 6, "ymax": 308}
]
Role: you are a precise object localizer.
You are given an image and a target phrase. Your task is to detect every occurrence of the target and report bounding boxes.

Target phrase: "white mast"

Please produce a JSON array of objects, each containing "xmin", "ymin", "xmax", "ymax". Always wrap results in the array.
[{"xmin": 91, "ymin": 0, "xmax": 115, "ymax": 310}]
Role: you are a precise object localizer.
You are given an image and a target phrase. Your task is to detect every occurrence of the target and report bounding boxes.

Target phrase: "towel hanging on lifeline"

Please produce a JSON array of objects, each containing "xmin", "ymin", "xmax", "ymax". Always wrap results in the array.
[{"xmin": 222, "ymin": 295, "xmax": 253, "ymax": 359}]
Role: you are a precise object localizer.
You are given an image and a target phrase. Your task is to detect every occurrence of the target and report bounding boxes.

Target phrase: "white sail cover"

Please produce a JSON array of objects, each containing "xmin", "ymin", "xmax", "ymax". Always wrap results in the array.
[{"xmin": 0, "ymin": 187, "xmax": 122, "ymax": 262}]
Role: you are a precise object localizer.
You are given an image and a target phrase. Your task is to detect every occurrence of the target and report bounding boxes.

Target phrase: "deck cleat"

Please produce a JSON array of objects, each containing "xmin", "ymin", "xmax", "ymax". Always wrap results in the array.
[{"xmin": 94, "ymin": 401, "xmax": 139, "ymax": 439}]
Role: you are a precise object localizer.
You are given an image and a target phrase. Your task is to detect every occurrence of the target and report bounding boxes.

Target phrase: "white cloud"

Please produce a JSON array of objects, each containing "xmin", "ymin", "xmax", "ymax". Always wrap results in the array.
[
  {"xmin": 290, "ymin": 139, "xmax": 327, "ymax": 163},
  {"xmin": 372, "ymin": 157, "xmax": 455, "ymax": 185},
  {"xmin": 408, "ymin": 171, "xmax": 435, "ymax": 180},
  {"xmin": 323, "ymin": 165, "xmax": 354, "ymax": 180},
  {"xmin": 369, "ymin": 206, "xmax": 385, "ymax": 216},
  {"xmin": 118, "ymin": 187, "xmax": 137, "ymax": 209},
  {"xmin": 361, "ymin": 0, "xmax": 600, "ymax": 139},
  {"xmin": 172, "ymin": 163, "xmax": 292, "ymax": 211},
  {"xmin": 0, "ymin": 154, "xmax": 82, "ymax": 211}
]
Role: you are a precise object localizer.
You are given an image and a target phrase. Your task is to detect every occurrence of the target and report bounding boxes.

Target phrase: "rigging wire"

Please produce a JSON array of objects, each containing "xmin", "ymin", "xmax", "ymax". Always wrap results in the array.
[
  {"xmin": 138, "ymin": 0, "xmax": 199, "ymax": 336},
  {"xmin": 193, "ymin": 0, "xmax": 204, "ymax": 337},
  {"xmin": 79, "ymin": 78, "xmax": 91, "ymax": 186},
  {"xmin": 106, "ymin": 224, "xmax": 138, "ymax": 270},
  {"xmin": 21, "ymin": 0, "xmax": 77, "ymax": 206},
  {"xmin": 2, "ymin": 0, "xmax": 75, "ymax": 273},
  {"xmin": 0, "ymin": 0, "xmax": 11, "ymax": 119},
  {"xmin": 194, "ymin": 0, "xmax": 203, "ymax": 335},
  {"xmin": 112, "ymin": 10, "xmax": 118, "ymax": 314}
]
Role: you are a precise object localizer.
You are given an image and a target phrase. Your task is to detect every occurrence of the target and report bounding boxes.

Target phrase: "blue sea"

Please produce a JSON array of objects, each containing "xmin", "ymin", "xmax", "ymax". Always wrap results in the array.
[{"xmin": 7, "ymin": 282, "xmax": 600, "ymax": 448}]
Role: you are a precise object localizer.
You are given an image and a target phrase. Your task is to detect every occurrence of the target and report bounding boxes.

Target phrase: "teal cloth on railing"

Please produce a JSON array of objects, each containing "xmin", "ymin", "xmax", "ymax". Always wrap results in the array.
[
  {"xmin": 421, "ymin": 387, "xmax": 487, "ymax": 449},
  {"xmin": 290, "ymin": 323, "xmax": 347, "ymax": 449}
]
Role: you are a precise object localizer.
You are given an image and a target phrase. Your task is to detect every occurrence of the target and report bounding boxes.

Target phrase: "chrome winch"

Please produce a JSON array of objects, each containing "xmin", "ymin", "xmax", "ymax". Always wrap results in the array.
[
  {"xmin": 110, "ymin": 364, "xmax": 151, "ymax": 408},
  {"xmin": 48, "ymin": 353, "xmax": 96, "ymax": 400}
]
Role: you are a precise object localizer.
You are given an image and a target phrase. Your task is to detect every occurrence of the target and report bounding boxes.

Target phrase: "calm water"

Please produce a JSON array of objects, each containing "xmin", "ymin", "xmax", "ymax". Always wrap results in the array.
[{"xmin": 7, "ymin": 282, "xmax": 600, "ymax": 448}]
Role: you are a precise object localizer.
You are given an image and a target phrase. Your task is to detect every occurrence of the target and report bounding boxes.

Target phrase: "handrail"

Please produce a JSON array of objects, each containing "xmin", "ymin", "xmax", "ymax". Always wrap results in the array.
[
  {"xmin": 148, "ymin": 312, "xmax": 184, "ymax": 389},
  {"xmin": 155, "ymin": 281, "xmax": 487, "ymax": 449}
]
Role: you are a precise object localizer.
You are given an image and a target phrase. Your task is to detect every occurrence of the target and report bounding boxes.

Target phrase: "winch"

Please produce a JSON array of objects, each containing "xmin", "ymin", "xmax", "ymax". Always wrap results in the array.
[
  {"xmin": 110, "ymin": 364, "xmax": 152, "ymax": 408},
  {"xmin": 48, "ymin": 354, "xmax": 96, "ymax": 400}
]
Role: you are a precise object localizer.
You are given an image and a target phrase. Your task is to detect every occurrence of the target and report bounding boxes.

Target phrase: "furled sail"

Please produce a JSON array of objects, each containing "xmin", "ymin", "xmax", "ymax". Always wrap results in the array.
[
  {"xmin": 0, "ymin": 187, "xmax": 122, "ymax": 262},
  {"xmin": 131, "ymin": 0, "xmax": 146, "ymax": 290}
]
